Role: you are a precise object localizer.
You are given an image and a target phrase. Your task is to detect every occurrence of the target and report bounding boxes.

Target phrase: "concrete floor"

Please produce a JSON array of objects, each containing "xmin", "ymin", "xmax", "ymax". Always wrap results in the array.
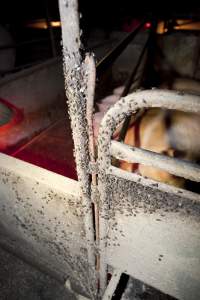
[
  {"xmin": 0, "ymin": 244, "xmax": 176, "ymax": 300},
  {"xmin": 0, "ymin": 246, "xmax": 77, "ymax": 300}
]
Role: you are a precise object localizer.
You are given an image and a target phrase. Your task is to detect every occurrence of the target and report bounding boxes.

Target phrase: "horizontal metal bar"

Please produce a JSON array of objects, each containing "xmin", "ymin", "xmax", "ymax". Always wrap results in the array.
[
  {"xmin": 111, "ymin": 140, "xmax": 200, "ymax": 182},
  {"xmin": 102, "ymin": 269, "xmax": 122, "ymax": 300},
  {"xmin": 96, "ymin": 19, "xmax": 146, "ymax": 78}
]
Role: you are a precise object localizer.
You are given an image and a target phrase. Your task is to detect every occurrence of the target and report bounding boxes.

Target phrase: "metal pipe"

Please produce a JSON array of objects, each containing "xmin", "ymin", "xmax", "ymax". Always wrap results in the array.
[
  {"xmin": 117, "ymin": 18, "xmax": 158, "ymax": 143},
  {"xmin": 58, "ymin": 1, "xmax": 96, "ymax": 297},
  {"xmin": 111, "ymin": 140, "xmax": 200, "ymax": 182}
]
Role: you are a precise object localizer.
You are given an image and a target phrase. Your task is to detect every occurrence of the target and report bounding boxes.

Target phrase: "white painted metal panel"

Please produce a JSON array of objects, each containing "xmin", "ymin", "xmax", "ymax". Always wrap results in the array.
[
  {"xmin": 106, "ymin": 175, "xmax": 200, "ymax": 300},
  {"xmin": 0, "ymin": 153, "xmax": 96, "ymax": 298}
]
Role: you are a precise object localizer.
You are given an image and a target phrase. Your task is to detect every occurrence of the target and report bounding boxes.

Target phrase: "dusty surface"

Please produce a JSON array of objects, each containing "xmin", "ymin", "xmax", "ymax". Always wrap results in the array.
[
  {"xmin": 0, "ymin": 244, "xmax": 177, "ymax": 300},
  {"xmin": 121, "ymin": 276, "xmax": 176, "ymax": 300},
  {"xmin": 0, "ymin": 246, "xmax": 77, "ymax": 300}
]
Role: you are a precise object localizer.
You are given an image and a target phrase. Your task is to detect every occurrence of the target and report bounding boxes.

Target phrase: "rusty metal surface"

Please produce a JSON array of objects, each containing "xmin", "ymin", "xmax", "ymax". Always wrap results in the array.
[
  {"xmin": 0, "ymin": 153, "xmax": 96, "ymax": 298},
  {"xmin": 97, "ymin": 89, "xmax": 200, "ymax": 298}
]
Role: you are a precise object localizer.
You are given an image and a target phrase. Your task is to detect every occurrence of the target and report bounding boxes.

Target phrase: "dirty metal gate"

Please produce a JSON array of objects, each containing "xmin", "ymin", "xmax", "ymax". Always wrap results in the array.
[
  {"xmin": 0, "ymin": 1, "xmax": 199, "ymax": 300},
  {"xmin": 59, "ymin": 0, "xmax": 200, "ymax": 299},
  {"xmin": 98, "ymin": 90, "xmax": 200, "ymax": 299}
]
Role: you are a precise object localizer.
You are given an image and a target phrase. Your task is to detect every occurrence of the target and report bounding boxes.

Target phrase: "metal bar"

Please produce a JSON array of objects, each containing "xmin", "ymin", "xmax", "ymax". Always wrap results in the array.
[
  {"xmin": 102, "ymin": 270, "xmax": 122, "ymax": 300},
  {"xmin": 117, "ymin": 35, "xmax": 150, "ymax": 142},
  {"xmin": 58, "ymin": 0, "xmax": 96, "ymax": 297},
  {"xmin": 98, "ymin": 90, "xmax": 200, "ymax": 177},
  {"xmin": 121, "ymin": 37, "xmax": 149, "ymax": 98},
  {"xmin": 96, "ymin": 20, "xmax": 146, "ymax": 78},
  {"xmin": 111, "ymin": 140, "xmax": 200, "ymax": 182},
  {"xmin": 118, "ymin": 18, "xmax": 158, "ymax": 143}
]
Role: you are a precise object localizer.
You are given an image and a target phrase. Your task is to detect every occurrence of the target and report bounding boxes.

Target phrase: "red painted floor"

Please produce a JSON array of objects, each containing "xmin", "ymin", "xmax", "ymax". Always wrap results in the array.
[{"xmin": 12, "ymin": 118, "xmax": 77, "ymax": 180}]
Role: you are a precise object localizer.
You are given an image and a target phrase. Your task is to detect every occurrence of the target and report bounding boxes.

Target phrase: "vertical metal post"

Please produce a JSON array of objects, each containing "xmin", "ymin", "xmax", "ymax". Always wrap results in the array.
[{"xmin": 58, "ymin": 0, "xmax": 96, "ymax": 294}]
